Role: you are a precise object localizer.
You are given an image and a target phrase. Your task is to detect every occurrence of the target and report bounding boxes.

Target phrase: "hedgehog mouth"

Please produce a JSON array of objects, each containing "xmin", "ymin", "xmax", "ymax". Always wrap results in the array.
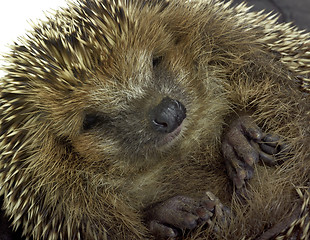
[{"xmin": 156, "ymin": 124, "xmax": 182, "ymax": 148}]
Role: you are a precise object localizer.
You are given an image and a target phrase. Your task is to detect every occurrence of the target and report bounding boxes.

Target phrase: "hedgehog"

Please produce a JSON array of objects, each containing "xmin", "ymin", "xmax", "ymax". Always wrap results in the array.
[{"xmin": 1, "ymin": 0, "xmax": 310, "ymax": 239}]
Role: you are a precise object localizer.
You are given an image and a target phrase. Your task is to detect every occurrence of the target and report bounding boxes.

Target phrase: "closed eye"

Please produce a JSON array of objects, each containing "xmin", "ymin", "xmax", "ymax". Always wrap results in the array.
[{"xmin": 83, "ymin": 113, "xmax": 111, "ymax": 131}]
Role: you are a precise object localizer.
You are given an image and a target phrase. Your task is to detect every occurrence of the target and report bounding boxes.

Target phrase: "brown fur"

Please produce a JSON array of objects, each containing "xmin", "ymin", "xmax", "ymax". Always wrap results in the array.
[{"xmin": 0, "ymin": 0, "xmax": 310, "ymax": 239}]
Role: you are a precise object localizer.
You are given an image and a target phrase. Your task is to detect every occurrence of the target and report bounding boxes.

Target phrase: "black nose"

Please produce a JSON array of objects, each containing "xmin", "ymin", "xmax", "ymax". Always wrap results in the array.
[{"xmin": 150, "ymin": 97, "xmax": 186, "ymax": 133}]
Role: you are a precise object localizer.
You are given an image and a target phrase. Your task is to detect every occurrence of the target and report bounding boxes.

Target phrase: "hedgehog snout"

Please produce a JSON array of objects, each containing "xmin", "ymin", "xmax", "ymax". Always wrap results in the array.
[{"xmin": 149, "ymin": 97, "xmax": 186, "ymax": 134}]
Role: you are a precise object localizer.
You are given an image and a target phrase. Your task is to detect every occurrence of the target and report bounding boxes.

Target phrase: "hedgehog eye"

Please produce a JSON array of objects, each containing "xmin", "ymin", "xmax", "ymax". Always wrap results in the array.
[
  {"xmin": 83, "ymin": 113, "xmax": 111, "ymax": 131},
  {"xmin": 152, "ymin": 56, "xmax": 163, "ymax": 68},
  {"xmin": 83, "ymin": 114, "xmax": 101, "ymax": 130}
]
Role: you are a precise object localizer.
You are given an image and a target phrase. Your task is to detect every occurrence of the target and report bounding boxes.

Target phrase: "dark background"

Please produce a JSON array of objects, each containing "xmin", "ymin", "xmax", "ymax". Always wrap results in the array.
[{"xmin": 227, "ymin": 0, "xmax": 310, "ymax": 31}]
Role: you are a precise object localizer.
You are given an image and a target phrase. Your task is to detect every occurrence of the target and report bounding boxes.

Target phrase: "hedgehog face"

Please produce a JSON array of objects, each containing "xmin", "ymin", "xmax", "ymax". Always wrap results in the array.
[
  {"xmin": 36, "ymin": 24, "xmax": 224, "ymax": 166},
  {"xmin": 53, "ymin": 3, "xmax": 206, "ymax": 163},
  {"xmin": 72, "ymin": 48, "xmax": 194, "ymax": 163}
]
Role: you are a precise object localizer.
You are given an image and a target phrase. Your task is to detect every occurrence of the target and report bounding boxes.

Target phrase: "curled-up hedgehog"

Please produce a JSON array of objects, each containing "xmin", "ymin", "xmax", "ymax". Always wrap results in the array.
[{"xmin": 1, "ymin": 0, "xmax": 310, "ymax": 239}]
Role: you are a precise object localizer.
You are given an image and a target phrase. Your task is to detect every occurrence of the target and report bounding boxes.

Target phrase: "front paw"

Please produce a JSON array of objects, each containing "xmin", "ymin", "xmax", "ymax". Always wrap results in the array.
[
  {"xmin": 144, "ymin": 192, "xmax": 228, "ymax": 239},
  {"xmin": 222, "ymin": 115, "xmax": 288, "ymax": 189}
]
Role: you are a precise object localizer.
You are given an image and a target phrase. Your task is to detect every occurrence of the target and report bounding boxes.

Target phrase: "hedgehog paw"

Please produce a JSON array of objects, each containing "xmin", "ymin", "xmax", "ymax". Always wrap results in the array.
[
  {"xmin": 145, "ymin": 192, "xmax": 228, "ymax": 239},
  {"xmin": 222, "ymin": 115, "xmax": 288, "ymax": 189}
]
